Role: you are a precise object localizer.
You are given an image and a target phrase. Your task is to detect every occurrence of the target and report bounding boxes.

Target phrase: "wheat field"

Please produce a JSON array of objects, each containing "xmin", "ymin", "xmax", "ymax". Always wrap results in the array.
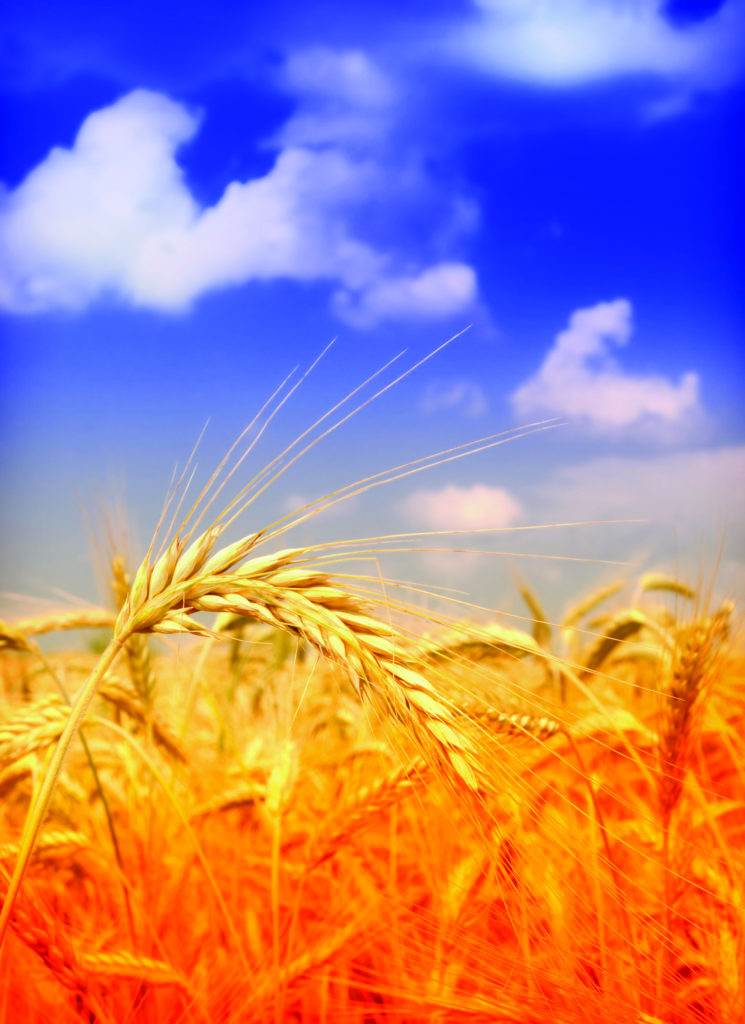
[{"xmin": 0, "ymin": 408, "xmax": 742, "ymax": 1024}]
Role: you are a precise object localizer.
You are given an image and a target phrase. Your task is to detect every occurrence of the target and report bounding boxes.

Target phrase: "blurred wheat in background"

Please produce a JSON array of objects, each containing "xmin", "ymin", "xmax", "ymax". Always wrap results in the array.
[{"xmin": 0, "ymin": 384, "xmax": 742, "ymax": 1024}]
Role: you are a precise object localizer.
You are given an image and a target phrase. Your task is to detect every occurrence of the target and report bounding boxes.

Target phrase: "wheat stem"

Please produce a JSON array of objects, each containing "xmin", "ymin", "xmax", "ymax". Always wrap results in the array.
[{"xmin": 0, "ymin": 637, "xmax": 124, "ymax": 951}]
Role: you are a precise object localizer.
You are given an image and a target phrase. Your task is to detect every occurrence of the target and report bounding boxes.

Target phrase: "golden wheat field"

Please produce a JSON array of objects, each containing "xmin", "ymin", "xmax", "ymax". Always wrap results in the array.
[{"xmin": 0, "ymin": 415, "xmax": 743, "ymax": 1024}]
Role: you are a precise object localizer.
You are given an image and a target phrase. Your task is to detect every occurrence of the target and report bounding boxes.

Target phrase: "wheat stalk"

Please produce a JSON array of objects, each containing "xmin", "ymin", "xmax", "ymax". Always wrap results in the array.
[
  {"xmin": 562, "ymin": 580, "xmax": 624, "ymax": 631},
  {"xmin": 519, "ymin": 583, "xmax": 552, "ymax": 649}
]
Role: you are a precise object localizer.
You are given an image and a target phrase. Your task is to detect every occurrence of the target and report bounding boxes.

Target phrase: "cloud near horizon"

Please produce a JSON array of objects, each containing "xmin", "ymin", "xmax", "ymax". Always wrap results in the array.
[
  {"xmin": 400, "ymin": 482, "xmax": 522, "ymax": 532},
  {"xmin": 0, "ymin": 76, "xmax": 477, "ymax": 325},
  {"xmin": 454, "ymin": 0, "xmax": 745, "ymax": 89},
  {"xmin": 534, "ymin": 444, "xmax": 745, "ymax": 527},
  {"xmin": 511, "ymin": 298, "xmax": 701, "ymax": 434}
]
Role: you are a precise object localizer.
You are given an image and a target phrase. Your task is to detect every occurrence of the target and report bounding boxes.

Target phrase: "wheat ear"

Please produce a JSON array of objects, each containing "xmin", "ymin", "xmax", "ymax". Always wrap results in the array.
[
  {"xmin": 80, "ymin": 949, "xmax": 189, "ymax": 991},
  {"xmin": 0, "ymin": 829, "xmax": 89, "ymax": 865},
  {"xmin": 458, "ymin": 700, "xmax": 560, "ymax": 741},
  {"xmin": 308, "ymin": 756, "xmax": 428, "ymax": 867},
  {"xmin": 114, "ymin": 532, "xmax": 480, "ymax": 790},
  {"xmin": 659, "ymin": 611, "xmax": 727, "ymax": 824},
  {"xmin": 0, "ymin": 696, "xmax": 69, "ymax": 769},
  {"xmin": 0, "ymin": 526, "xmax": 480, "ymax": 948}
]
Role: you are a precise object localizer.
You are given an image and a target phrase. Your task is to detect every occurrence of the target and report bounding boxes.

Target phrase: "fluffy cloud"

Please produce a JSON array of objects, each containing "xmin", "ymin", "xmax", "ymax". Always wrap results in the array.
[
  {"xmin": 400, "ymin": 482, "xmax": 522, "ymax": 531},
  {"xmin": 333, "ymin": 263, "xmax": 477, "ymax": 329},
  {"xmin": 0, "ymin": 82, "xmax": 477, "ymax": 324},
  {"xmin": 454, "ymin": 0, "xmax": 745, "ymax": 89},
  {"xmin": 419, "ymin": 379, "xmax": 488, "ymax": 418},
  {"xmin": 511, "ymin": 299, "xmax": 700, "ymax": 434}
]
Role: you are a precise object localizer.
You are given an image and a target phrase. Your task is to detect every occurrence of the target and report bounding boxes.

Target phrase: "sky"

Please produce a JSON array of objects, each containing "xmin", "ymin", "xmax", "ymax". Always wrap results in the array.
[{"xmin": 1, "ymin": 0, "xmax": 744, "ymax": 621}]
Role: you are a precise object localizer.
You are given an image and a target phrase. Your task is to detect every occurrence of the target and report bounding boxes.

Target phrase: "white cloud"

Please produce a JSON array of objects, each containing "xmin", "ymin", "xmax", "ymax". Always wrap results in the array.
[
  {"xmin": 400, "ymin": 482, "xmax": 522, "ymax": 531},
  {"xmin": 277, "ymin": 48, "xmax": 393, "ymax": 148},
  {"xmin": 454, "ymin": 0, "xmax": 745, "ymax": 89},
  {"xmin": 529, "ymin": 446, "xmax": 745, "ymax": 598},
  {"xmin": 510, "ymin": 298, "xmax": 700, "ymax": 434},
  {"xmin": 0, "ymin": 91, "xmax": 200, "ymax": 312},
  {"xmin": 420, "ymin": 379, "xmax": 488, "ymax": 418},
  {"xmin": 0, "ymin": 86, "xmax": 477, "ymax": 325},
  {"xmin": 333, "ymin": 263, "xmax": 477, "ymax": 330},
  {"xmin": 535, "ymin": 445, "xmax": 745, "ymax": 528}
]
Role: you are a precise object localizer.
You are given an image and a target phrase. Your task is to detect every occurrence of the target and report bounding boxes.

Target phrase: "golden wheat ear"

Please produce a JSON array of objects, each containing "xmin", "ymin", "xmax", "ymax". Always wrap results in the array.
[
  {"xmin": 0, "ymin": 536, "xmax": 484, "ymax": 949},
  {"xmin": 659, "ymin": 609, "xmax": 729, "ymax": 826},
  {"xmin": 3, "ymin": 342, "xmax": 526, "ymax": 948}
]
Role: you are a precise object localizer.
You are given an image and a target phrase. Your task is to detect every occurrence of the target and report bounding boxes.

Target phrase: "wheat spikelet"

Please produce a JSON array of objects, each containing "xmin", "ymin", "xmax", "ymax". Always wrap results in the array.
[
  {"xmin": 190, "ymin": 782, "xmax": 266, "ymax": 821},
  {"xmin": 80, "ymin": 948, "xmax": 189, "ymax": 990},
  {"xmin": 12, "ymin": 913, "xmax": 83, "ymax": 994},
  {"xmin": 441, "ymin": 844, "xmax": 489, "ymax": 925},
  {"xmin": 0, "ymin": 759, "xmax": 33, "ymax": 798},
  {"xmin": 308, "ymin": 756, "xmax": 428, "ymax": 867},
  {"xmin": 0, "ymin": 829, "xmax": 89, "ymax": 865},
  {"xmin": 11, "ymin": 886, "xmax": 185, "ymax": 1000},
  {"xmin": 111, "ymin": 555, "xmax": 156, "ymax": 706},
  {"xmin": 254, "ymin": 917, "xmax": 364, "ymax": 999},
  {"xmin": 6, "ymin": 888, "xmax": 88, "ymax": 998},
  {"xmin": 0, "ymin": 696, "xmax": 68, "ymax": 769},
  {"xmin": 459, "ymin": 700, "xmax": 560, "ymax": 741}
]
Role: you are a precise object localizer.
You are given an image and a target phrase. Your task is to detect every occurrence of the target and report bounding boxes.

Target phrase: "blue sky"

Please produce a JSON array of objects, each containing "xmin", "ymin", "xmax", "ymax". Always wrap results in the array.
[{"xmin": 1, "ymin": 0, "xmax": 744, "ymax": 617}]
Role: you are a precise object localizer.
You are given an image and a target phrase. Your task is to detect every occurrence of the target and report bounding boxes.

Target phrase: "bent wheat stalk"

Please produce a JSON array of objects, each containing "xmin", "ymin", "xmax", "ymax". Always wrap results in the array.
[{"xmin": 0, "ymin": 525, "xmax": 480, "ymax": 949}]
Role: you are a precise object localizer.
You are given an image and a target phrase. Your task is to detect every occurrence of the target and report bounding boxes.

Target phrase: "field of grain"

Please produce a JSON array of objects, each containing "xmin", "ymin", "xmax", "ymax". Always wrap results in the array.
[{"xmin": 0, "ymin": 438, "xmax": 742, "ymax": 1024}]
